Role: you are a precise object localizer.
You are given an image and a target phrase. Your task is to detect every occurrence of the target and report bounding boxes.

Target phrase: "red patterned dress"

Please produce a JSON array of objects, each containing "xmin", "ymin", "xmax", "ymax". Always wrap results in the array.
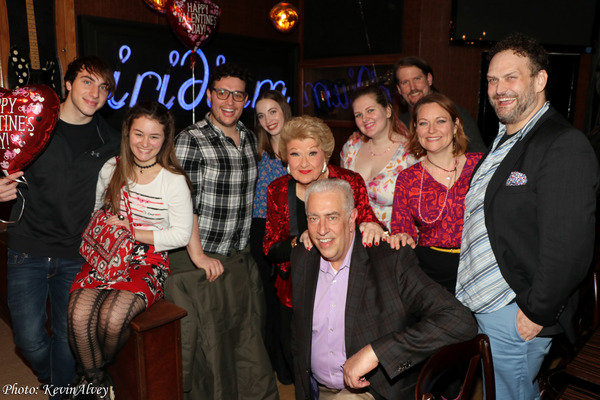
[
  {"xmin": 264, "ymin": 164, "xmax": 383, "ymax": 308},
  {"xmin": 391, "ymin": 153, "xmax": 482, "ymax": 292}
]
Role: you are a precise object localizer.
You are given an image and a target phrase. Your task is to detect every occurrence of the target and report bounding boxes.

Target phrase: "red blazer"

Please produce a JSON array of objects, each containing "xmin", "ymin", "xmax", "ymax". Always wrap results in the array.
[{"xmin": 263, "ymin": 164, "xmax": 383, "ymax": 307}]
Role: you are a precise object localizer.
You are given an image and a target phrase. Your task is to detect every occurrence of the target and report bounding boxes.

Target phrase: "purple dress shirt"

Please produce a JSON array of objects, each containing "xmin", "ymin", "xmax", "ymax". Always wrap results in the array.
[{"xmin": 311, "ymin": 232, "xmax": 356, "ymax": 389}]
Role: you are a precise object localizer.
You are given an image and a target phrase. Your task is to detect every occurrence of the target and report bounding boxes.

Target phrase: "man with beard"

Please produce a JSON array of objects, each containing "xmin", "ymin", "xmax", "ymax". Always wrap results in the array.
[
  {"xmin": 455, "ymin": 33, "xmax": 599, "ymax": 399},
  {"xmin": 393, "ymin": 56, "xmax": 486, "ymax": 152}
]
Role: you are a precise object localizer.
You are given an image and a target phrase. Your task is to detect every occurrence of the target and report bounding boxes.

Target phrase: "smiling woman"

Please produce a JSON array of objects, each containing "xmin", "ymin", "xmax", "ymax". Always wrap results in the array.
[
  {"xmin": 67, "ymin": 101, "xmax": 193, "ymax": 396},
  {"xmin": 391, "ymin": 93, "xmax": 482, "ymax": 295},
  {"xmin": 129, "ymin": 116, "xmax": 165, "ymax": 175},
  {"xmin": 341, "ymin": 86, "xmax": 419, "ymax": 230},
  {"xmin": 249, "ymin": 90, "xmax": 291, "ymax": 384}
]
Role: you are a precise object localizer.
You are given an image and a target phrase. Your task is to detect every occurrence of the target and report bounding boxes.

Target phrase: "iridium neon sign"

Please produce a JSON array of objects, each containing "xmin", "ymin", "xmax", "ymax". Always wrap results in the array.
[{"xmin": 107, "ymin": 45, "xmax": 291, "ymax": 110}]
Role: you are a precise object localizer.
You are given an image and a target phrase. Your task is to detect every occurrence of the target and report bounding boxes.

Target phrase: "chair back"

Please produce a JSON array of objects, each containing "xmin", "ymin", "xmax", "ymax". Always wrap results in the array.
[{"xmin": 415, "ymin": 333, "xmax": 495, "ymax": 400}]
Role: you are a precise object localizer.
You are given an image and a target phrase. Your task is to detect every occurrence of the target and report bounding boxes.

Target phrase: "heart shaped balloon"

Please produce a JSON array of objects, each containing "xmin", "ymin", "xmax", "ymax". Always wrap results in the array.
[
  {"xmin": 166, "ymin": 0, "xmax": 221, "ymax": 51},
  {"xmin": 0, "ymin": 85, "xmax": 59, "ymax": 174}
]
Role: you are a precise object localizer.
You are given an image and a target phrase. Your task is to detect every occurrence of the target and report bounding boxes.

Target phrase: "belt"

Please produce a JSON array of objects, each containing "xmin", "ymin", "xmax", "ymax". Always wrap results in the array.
[{"xmin": 430, "ymin": 246, "xmax": 460, "ymax": 254}]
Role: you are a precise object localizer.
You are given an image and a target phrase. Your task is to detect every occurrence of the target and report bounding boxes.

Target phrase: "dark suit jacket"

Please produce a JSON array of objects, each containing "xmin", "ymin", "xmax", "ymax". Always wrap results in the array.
[
  {"xmin": 291, "ymin": 237, "xmax": 477, "ymax": 400},
  {"xmin": 477, "ymin": 106, "xmax": 599, "ymax": 341}
]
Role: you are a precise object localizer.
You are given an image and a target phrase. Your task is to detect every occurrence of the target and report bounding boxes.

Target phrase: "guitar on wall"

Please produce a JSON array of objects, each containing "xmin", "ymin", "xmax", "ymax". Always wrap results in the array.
[{"xmin": 9, "ymin": 0, "xmax": 57, "ymax": 89}]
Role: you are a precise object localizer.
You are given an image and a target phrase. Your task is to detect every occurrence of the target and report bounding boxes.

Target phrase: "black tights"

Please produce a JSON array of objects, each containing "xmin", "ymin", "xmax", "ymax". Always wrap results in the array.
[{"xmin": 67, "ymin": 288, "xmax": 145, "ymax": 385}]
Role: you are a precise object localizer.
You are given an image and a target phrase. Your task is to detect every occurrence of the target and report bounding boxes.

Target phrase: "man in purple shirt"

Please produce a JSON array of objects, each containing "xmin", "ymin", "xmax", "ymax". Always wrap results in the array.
[{"xmin": 291, "ymin": 179, "xmax": 476, "ymax": 399}]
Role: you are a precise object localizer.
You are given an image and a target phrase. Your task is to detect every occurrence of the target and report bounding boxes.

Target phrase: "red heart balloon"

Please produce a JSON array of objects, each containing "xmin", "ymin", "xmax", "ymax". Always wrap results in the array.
[
  {"xmin": 0, "ymin": 85, "xmax": 59, "ymax": 174},
  {"xmin": 166, "ymin": 0, "xmax": 221, "ymax": 51}
]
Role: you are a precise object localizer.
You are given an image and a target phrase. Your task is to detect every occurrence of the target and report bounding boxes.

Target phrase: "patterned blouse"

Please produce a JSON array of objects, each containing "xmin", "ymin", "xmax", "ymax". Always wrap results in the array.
[
  {"xmin": 253, "ymin": 152, "xmax": 287, "ymax": 219},
  {"xmin": 391, "ymin": 153, "xmax": 483, "ymax": 248},
  {"xmin": 341, "ymin": 132, "xmax": 420, "ymax": 230}
]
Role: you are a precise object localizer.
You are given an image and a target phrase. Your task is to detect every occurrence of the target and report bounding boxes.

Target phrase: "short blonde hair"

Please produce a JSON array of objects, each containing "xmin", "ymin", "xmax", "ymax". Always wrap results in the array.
[{"xmin": 280, "ymin": 115, "xmax": 335, "ymax": 163}]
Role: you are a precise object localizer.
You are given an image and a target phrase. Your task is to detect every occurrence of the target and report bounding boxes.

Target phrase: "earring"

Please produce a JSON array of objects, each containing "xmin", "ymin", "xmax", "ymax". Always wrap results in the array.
[
  {"xmin": 287, "ymin": 165, "xmax": 291, "ymax": 174},
  {"xmin": 321, "ymin": 161, "xmax": 327, "ymax": 174}
]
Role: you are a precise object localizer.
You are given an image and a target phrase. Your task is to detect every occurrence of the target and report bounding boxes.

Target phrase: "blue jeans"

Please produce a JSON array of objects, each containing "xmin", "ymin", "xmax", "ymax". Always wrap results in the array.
[
  {"xmin": 7, "ymin": 249, "xmax": 82, "ymax": 397},
  {"xmin": 475, "ymin": 302, "xmax": 553, "ymax": 400}
]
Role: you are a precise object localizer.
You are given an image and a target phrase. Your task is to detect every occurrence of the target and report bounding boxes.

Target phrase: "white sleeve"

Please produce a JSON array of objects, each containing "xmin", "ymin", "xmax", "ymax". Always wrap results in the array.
[
  {"xmin": 152, "ymin": 172, "xmax": 193, "ymax": 252},
  {"xmin": 94, "ymin": 157, "xmax": 117, "ymax": 211}
]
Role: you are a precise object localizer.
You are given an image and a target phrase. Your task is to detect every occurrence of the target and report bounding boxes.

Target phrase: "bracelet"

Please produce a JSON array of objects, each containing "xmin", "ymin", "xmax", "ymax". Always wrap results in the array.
[{"xmin": 291, "ymin": 236, "xmax": 298, "ymax": 248}]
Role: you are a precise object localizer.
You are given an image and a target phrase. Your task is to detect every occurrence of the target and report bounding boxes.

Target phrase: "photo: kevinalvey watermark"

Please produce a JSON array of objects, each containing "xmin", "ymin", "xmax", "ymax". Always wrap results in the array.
[{"xmin": 2, "ymin": 382, "xmax": 111, "ymax": 398}]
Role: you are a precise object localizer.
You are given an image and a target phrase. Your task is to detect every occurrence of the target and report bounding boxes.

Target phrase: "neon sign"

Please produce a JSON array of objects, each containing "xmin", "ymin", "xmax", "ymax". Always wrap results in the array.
[
  {"xmin": 302, "ymin": 65, "xmax": 395, "ymax": 114},
  {"xmin": 107, "ymin": 45, "xmax": 291, "ymax": 111}
]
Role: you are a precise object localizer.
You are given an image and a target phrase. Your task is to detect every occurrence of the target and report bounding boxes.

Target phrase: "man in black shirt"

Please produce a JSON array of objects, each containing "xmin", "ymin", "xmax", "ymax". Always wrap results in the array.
[{"xmin": 0, "ymin": 56, "xmax": 119, "ymax": 399}]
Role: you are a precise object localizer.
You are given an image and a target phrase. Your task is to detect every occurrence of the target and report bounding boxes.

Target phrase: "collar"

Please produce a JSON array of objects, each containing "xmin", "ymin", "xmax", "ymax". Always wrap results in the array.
[
  {"xmin": 203, "ymin": 112, "xmax": 248, "ymax": 139},
  {"xmin": 318, "ymin": 231, "xmax": 356, "ymax": 275},
  {"xmin": 492, "ymin": 101, "xmax": 551, "ymax": 152}
]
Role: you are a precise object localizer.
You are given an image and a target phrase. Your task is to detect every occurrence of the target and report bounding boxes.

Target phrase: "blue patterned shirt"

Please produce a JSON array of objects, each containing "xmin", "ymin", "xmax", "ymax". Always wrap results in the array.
[
  {"xmin": 456, "ymin": 102, "xmax": 550, "ymax": 313},
  {"xmin": 253, "ymin": 152, "xmax": 287, "ymax": 219}
]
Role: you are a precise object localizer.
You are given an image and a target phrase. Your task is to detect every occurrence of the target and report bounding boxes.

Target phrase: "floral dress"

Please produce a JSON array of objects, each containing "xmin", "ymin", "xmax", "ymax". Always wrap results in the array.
[{"xmin": 341, "ymin": 131, "xmax": 420, "ymax": 229}]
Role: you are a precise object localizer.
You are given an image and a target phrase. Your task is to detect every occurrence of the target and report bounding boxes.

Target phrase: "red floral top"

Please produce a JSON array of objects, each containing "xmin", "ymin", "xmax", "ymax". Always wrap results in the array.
[
  {"xmin": 390, "ymin": 153, "xmax": 482, "ymax": 248},
  {"xmin": 264, "ymin": 164, "xmax": 383, "ymax": 307}
]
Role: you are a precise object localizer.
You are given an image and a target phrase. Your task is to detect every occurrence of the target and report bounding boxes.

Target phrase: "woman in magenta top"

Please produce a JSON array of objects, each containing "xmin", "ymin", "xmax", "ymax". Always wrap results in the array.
[{"xmin": 391, "ymin": 93, "xmax": 483, "ymax": 293}]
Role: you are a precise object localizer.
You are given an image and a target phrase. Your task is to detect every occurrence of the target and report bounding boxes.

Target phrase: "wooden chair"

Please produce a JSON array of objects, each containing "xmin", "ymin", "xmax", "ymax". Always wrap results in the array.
[{"xmin": 415, "ymin": 334, "xmax": 495, "ymax": 400}]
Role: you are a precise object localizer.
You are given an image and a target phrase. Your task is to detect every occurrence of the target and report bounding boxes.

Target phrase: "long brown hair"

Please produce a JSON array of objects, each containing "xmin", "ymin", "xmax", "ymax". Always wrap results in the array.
[
  {"xmin": 254, "ymin": 90, "xmax": 292, "ymax": 160},
  {"xmin": 103, "ymin": 101, "xmax": 191, "ymax": 212}
]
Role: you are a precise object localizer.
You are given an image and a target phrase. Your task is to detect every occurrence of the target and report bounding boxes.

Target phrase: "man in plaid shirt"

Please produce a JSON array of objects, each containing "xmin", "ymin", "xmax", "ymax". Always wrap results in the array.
[
  {"xmin": 172, "ymin": 62, "xmax": 258, "ymax": 278},
  {"xmin": 169, "ymin": 63, "xmax": 278, "ymax": 399}
]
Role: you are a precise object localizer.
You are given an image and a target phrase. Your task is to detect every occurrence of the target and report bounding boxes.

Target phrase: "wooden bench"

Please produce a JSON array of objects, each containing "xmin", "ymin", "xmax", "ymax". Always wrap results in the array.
[{"xmin": 108, "ymin": 299, "xmax": 187, "ymax": 400}]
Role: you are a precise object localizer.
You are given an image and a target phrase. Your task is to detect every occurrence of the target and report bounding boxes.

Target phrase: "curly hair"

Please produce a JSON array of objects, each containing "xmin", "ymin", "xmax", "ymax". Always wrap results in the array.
[
  {"xmin": 208, "ymin": 62, "xmax": 254, "ymax": 95},
  {"xmin": 407, "ymin": 93, "xmax": 468, "ymax": 158},
  {"xmin": 280, "ymin": 115, "xmax": 335, "ymax": 164},
  {"xmin": 488, "ymin": 33, "xmax": 549, "ymax": 76}
]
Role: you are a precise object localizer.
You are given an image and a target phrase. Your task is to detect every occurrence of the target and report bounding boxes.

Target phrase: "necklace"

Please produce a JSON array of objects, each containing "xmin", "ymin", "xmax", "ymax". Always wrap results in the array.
[
  {"xmin": 368, "ymin": 140, "xmax": 393, "ymax": 157},
  {"xmin": 134, "ymin": 160, "xmax": 158, "ymax": 174},
  {"xmin": 417, "ymin": 162, "xmax": 455, "ymax": 224},
  {"xmin": 427, "ymin": 157, "xmax": 458, "ymax": 180},
  {"xmin": 427, "ymin": 157, "xmax": 457, "ymax": 173}
]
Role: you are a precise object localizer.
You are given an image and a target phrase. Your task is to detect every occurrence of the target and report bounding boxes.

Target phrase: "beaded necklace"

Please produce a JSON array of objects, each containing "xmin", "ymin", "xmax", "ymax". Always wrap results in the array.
[{"xmin": 133, "ymin": 160, "xmax": 158, "ymax": 174}]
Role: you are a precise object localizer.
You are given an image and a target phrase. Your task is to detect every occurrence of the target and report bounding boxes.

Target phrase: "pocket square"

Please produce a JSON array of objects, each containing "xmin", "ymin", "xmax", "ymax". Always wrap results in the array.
[{"xmin": 506, "ymin": 171, "xmax": 527, "ymax": 186}]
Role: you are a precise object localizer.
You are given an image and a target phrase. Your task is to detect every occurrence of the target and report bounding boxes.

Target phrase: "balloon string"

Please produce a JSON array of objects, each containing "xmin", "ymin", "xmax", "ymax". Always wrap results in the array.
[
  {"xmin": 357, "ymin": 0, "xmax": 377, "ymax": 82},
  {"xmin": 0, "ymin": 179, "xmax": 26, "ymax": 224},
  {"xmin": 192, "ymin": 65, "xmax": 196, "ymax": 124}
]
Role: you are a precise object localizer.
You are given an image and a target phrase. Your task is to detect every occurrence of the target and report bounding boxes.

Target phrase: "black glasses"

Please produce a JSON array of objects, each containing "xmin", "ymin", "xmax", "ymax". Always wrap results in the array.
[{"xmin": 212, "ymin": 88, "xmax": 247, "ymax": 102}]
